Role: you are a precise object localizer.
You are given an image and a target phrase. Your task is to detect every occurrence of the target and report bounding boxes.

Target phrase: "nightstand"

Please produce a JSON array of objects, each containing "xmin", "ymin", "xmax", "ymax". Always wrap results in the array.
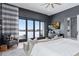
[{"xmin": 0, "ymin": 45, "xmax": 7, "ymax": 51}]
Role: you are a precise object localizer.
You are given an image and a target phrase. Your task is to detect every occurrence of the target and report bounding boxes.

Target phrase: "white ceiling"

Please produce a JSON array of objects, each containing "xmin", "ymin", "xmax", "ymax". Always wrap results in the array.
[{"xmin": 10, "ymin": 3, "xmax": 79, "ymax": 16}]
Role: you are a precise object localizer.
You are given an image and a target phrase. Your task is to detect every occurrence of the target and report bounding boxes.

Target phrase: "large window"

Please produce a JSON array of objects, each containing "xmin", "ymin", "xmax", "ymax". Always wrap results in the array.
[
  {"xmin": 19, "ymin": 17, "xmax": 45, "ymax": 41},
  {"xmin": 35, "ymin": 21, "xmax": 40, "ymax": 38},
  {"xmin": 19, "ymin": 19, "xmax": 26, "ymax": 39},
  {"xmin": 27, "ymin": 20, "xmax": 33, "ymax": 40}
]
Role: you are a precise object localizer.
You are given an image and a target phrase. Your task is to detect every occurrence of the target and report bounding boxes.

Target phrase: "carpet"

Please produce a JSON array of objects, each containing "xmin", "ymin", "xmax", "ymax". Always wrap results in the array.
[{"xmin": 2, "ymin": 48, "xmax": 26, "ymax": 56}]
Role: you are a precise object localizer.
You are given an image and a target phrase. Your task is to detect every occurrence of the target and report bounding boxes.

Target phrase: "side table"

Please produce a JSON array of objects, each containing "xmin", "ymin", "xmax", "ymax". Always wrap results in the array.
[{"xmin": 0, "ymin": 45, "xmax": 7, "ymax": 52}]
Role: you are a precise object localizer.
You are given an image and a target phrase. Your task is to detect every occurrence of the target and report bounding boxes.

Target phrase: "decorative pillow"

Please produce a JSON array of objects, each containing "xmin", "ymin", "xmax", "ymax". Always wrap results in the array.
[
  {"xmin": 23, "ymin": 42, "xmax": 29, "ymax": 55},
  {"xmin": 23, "ymin": 40, "xmax": 37, "ymax": 56}
]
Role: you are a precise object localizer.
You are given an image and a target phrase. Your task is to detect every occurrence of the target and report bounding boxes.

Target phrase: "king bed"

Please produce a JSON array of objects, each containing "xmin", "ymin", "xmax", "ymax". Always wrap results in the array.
[{"xmin": 28, "ymin": 38, "xmax": 79, "ymax": 56}]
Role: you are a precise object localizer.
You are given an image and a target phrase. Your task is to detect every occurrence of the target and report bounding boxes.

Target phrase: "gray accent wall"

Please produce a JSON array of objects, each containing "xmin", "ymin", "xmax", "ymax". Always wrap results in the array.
[
  {"xmin": 50, "ymin": 5, "xmax": 79, "ymax": 38},
  {"xmin": 19, "ymin": 8, "xmax": 49, "ymax": 21}
]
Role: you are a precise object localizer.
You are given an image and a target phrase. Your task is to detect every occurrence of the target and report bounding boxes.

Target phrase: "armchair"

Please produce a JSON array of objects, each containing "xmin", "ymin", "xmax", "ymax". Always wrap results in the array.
[{"xmin": 1, "ymin": 34, "xmax": 19, "ymax": 48}]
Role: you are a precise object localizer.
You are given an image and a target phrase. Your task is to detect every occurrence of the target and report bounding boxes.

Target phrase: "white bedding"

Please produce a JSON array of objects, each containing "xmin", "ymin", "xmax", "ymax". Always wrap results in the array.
[{"xmin": 31, "ymin": 38, "xmax": 79, "ymax": 56}]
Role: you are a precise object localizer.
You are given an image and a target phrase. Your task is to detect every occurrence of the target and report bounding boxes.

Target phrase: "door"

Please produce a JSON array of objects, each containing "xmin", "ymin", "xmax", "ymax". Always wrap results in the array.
[
  {"xmin": 77, "ymin": 15, "xmax": 79, "ymax": 40},
  {"xmin": 71, "ymin": 17, "xmax": 77, "ymax": 39},
  {"xmin": 19, "ymin": 18, "xmax": 26, "ymax": 42},
  {"xmin": 27, "ymin": 20, "xmax": 34, "ymax": 41}
]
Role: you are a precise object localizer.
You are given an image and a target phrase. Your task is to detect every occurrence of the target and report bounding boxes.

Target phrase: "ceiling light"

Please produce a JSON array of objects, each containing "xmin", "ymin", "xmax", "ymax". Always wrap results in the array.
[{"xmin": 40, "ymin": 3, "xmax": 61, "ymax": 8}]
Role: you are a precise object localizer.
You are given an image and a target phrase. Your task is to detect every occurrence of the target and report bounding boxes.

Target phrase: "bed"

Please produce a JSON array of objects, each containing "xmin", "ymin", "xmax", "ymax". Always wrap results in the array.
[{"xmin": 30, "ymin": 38, "xmax": 79, "ymax": 56}]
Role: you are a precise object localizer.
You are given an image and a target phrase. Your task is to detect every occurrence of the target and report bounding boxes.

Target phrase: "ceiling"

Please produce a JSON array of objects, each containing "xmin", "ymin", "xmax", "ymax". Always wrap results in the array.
[{"xmin": 10, "ymin": 3, "xmax": 79, "ymax": 16}]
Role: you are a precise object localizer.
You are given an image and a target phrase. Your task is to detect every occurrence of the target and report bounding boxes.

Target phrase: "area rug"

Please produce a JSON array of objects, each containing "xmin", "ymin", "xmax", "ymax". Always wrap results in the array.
[{"xmin": 2, "ymin": 48, "xmax": 26, "ymax": 56}]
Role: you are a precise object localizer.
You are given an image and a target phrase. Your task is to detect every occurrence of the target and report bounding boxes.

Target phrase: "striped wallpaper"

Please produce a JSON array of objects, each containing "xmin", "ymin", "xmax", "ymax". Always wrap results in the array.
[
  {"xmin": 0, "ymin": 4, "xmax": 2, "ymax": 39},
  {"xmin": 1, "ymin": 4, "xmax": 19, "ymax": 38}
]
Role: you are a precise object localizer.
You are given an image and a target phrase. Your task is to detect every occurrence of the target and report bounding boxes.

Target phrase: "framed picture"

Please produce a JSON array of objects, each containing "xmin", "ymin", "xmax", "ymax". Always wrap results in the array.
[{"xmin": 52, "ymin": 21, "xmax": 60, "ymax": 29}]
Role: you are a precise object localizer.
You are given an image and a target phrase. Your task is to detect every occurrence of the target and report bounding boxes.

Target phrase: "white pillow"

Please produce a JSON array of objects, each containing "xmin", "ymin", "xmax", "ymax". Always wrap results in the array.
[
  {"xmin": 23, "ymin": 42, "xmax": 29, "ymax": 55},
  {"xmin": 23, "ymin": 40, "xmax": 37, "ymax": 56}
]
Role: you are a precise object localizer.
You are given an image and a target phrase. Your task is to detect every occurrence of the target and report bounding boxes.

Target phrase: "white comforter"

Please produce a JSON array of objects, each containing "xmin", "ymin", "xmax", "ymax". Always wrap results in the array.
[{"xmin": 31, "ymin": 38, "xmax": 79, "ymax": 56}]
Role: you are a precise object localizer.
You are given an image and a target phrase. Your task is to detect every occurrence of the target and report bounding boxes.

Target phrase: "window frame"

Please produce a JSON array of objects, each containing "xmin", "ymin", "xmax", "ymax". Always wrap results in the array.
[{"xmin": 19, "ymin": 17, "xmax": 45, "ymax": 41}]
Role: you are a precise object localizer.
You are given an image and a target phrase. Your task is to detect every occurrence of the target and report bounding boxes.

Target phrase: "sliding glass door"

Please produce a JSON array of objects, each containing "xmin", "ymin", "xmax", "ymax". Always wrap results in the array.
[
  {"xmin": 19, "ymin": 17, "xmax": 45, "ymax": 41},
  {"xmin": 35, "ymin": 21, "xmax": 40, "ymax": 38},
  {"xmin": 27, "ymin": 20, "xmax": 33, "ymax": 40},
  {"xmin": 19, "ymin": 19, "xmax": 26, "ymax": 40},
  {"xmin": 27, "ymin": 20, "xmax": 45, "ymax": 40}
]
